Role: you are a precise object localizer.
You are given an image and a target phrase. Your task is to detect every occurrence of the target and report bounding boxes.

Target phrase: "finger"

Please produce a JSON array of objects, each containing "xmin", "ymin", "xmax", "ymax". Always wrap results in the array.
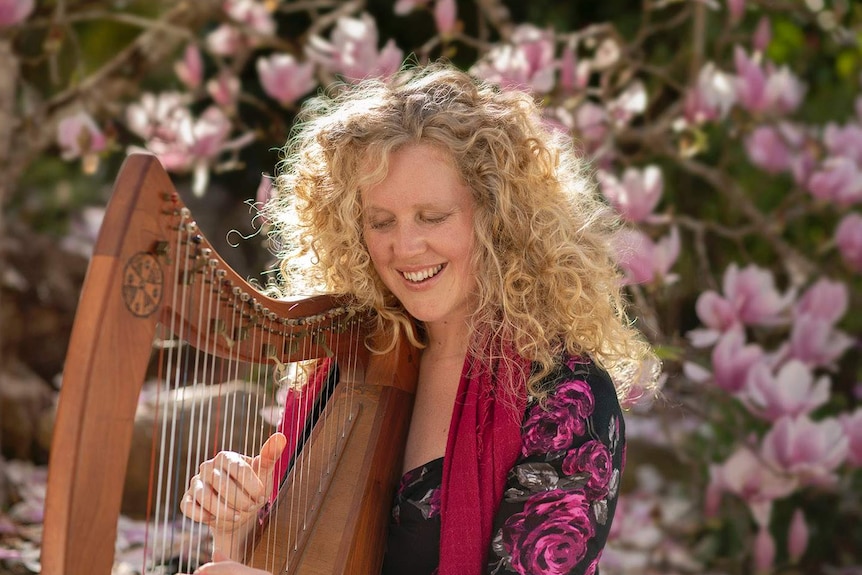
[
  {"xmin": 194, "ymin": 474, "xmax": 260, "ymax": 525},
  {"xmin": 180, "ymin": 482, "xmax": 216, "ymax": 524},
  {"xmin": 205, "ymin": 454, "xmax": 264, "ymax": 509},
  {"xmin": 252, "ymin": 433, "xmax": 287, "ymax": 478}
]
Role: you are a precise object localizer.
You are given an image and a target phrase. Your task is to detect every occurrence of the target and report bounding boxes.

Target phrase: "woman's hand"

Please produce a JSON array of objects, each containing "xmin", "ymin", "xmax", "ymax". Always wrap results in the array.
[
  {"xmin": 190, "ymin": 550, "xmax": 271, "ymax": 575},
  {"xmin": 180, "ymin": 432, "xmax": 286, "ymax": 548}
]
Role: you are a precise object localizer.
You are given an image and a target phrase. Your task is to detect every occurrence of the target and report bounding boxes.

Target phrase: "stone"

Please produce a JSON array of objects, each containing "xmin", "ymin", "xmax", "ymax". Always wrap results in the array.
[{"xmin": 0, "ymin": 360, "xmax": 55, "ymax": 463}]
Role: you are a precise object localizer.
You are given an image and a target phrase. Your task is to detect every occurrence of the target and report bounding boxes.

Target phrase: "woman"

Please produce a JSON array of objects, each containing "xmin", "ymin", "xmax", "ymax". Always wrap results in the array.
[{"xmin": 181, "ymin": 62, "xmax": 656, "ymax": 575}]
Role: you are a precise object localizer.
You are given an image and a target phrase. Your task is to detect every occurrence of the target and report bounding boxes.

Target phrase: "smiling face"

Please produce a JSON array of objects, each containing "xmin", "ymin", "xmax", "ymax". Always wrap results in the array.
[{"xmin": 361, "ymin": 143, "xmax": 477, "ymax": 330}]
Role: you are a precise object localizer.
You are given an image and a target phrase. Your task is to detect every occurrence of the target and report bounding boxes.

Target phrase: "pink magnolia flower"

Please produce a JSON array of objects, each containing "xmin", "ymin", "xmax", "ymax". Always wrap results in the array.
[
  {"xmin": 0, "ymin": 0, "xmax": 32, "ymax": 28},
  {"xmin": 706, "ymin": 445, "xmax": 796, "ymax": 521},
  {"xmin": 57, "ymin": 111, "xmax": 107, "ymax": 161},
  {"xmin": 784, "ymin": 314, "xmax": 854, "ymax": 368},
  {"xmin": 205, "ymin": 24, "xmax": 245, "ymax": 56},
  {"xmin": 823, "ymin": 122, "xmax": 862, "ymax": 165},
  {"xmin": 745, "ymin": 359, "xmax": 830, "ymax": 422},
  {"xmin": 607, "ymin": 81, "xmax": 648, "ymax": 128},
  {"xmin": 765, "ymin": 66, "xmax": 806, "ymax": 115},
  {"xmin": 184, "ymin": 107, "xmax": 235, "ymax": 157},
  {"xmin": 791, "ymin": 141, "xmax": 819, "ymax": 187},
  {"xmin": 733, "ymin": 46, "xmax": 768, "ymax": 112},
  {"xmin": 614, "ymin": 226, "xmax": 680, "ymax": 286},
  {"xmin": 712, "ymin": 329, "xmax": 765, "ymax": 395},
  {"xmin": 690, "ymin": 292, "xmax": 738, "ymax": 346},
  {"xmin": 597, "ymin": 166, "xmax": 663, "ymax": 222},
  {"xmin": 307, "ymin": 13, "xmax": 403, "ymax": 82},
  {"xmin": 224, "ymin": 0, "xmax": 276, "ymax": 37},
  {"xmin": 559, "ymin": 43, "xmax": 589, "ymax": 93},
  {"xmin": 684, "ymin": 62, "xmax": 736, "ymax": 125},
  {"xmin": 780, "ymin": 278, "xmax": 855, "ymax": 367},
  {"xmin": 574, "ymin": 102, "xmax": 609, "ymax": 143},
  {"xmin": 754, "ymin": 527, "xmax": 776, "ymax": 574},
  {"xmin": 752, "ymin": 16, "xmax": 772, "ymax": 54},
  {"xmin": 835, "ymin": 212, "xmax": 862, "ymax": 272},
  {"xmin": 807, "ymin": 156, "xmax": 862, "ymax": 207},
  {"xmin": 761, "ymin": 415, "xmax": 849, "ymax": 486},
  {"xmin": 433, "ymin": 0, "xmax": 457, "ymax": 36},
  {"xmin": 693, "ymin": 264, "xmax": 793, "ymax": 343},
  {"xmin": 142, "ymin": 106, "xmax": 232, "ymax": 174},
  {"xmin": 257, "ymin": 54, "xmax": 317, "ymax": 106},
  {"xmin": 721, "ymin": 263, "xmax": 794, "ymax": 325},
  {"xmin": 207, "ymin": 71, "xmax": 241, "ymax": 108},
  {"xmin": 841, "ymin": 408, "xmax": 862, "ymax": 467},
  {"xmin": 470, "ymin": 24, "xmax": 556, "ymax": 94},
  {"xmin": 126, "ymin": 95, "xmax": 254, "ymax": 195},
  {"xmin": 727, "ymin": 0, "xmax": 745, "ymax": 25},
  {"xmin": 787, "ymin": 508, "xmax": 809, "ymax": 563},
  {"xmin": 734, "ymin": 46, "xmax": 805, "ymax": 116},
  {"xmin": 126, "ymin": 92, "xmax": 191, "ymax": 140},
  {"xmin": 174, "ymin": 44, "xmax": 203, "ymax": 90},
  {"xmin": 795, "ymin": 278, "xmax": 848, "ymax": 324},
  {"xmin": 745, "ymin": 125, "xmax": 795, "ymax": 174}
]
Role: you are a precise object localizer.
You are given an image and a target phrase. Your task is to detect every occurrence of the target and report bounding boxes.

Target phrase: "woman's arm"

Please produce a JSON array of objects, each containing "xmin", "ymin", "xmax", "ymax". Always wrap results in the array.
[{"xmin": 486, "ymin": 361, "xmax": 626, "ymax": 575}]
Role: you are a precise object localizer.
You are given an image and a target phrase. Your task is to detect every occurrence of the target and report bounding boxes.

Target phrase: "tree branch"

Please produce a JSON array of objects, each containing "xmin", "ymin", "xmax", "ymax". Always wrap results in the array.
[
  {"xmin": 1, "ymin": 0, "xmax": 225, "ymax": 210},
  {"xmin": 674, "ymin": 156, "xmax": 817, "ymax": 286}
]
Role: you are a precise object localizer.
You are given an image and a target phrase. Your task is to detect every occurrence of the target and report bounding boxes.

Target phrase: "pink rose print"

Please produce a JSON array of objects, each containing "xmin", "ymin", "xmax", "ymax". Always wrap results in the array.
[
  {"xmin": 427, "ymin": 486, "xmax": 441, "ymax": 518},
  {"xmin": 522, "ymin": 407, "xmax": 586, "ymax": 456},
  {"xmin": 553, "ymin": 379, "xmax": 595, "ymax": 420},
  {"xmin": 501, "ymin": 489, "xmax": 596, "ymax": 575},
  {"xmin": 522, "ymin": 379, "xmax": 596, "ymax": 457},
  {"xmin": 562, "ymin": 440, "xmax": 614, "ymax": 499}
]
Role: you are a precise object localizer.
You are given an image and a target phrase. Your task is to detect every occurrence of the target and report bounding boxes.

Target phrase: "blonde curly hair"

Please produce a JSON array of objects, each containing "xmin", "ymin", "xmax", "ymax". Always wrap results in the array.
[{"xmin": 265, "ymin": 62, "xmax": 656, "ymax": 402}]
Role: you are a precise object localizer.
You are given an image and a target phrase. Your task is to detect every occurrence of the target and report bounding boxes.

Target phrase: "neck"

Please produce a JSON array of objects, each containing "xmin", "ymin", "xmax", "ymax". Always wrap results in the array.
[{"xmin": 424, "ymin": 318, "xmax": 471, "ymax": 360}]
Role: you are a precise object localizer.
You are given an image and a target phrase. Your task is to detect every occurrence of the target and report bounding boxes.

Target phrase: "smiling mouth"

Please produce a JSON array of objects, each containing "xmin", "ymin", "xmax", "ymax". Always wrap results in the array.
[{"xmin": 401, "ymin": 264, "xmax": 444, "ymax": 283}]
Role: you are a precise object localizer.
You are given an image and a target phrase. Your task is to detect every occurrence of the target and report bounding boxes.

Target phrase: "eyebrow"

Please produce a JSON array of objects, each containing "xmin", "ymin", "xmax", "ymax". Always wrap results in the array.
[{"xmin": 363, "ymin": 202, "xmax": 462, "ymax": 213}]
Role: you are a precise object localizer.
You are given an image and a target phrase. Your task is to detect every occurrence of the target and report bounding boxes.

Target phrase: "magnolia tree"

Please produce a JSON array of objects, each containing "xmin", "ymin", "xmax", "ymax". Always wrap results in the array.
[{"xmin": 1, "ymin": 0, "xmax": 861, "ymax": 573}]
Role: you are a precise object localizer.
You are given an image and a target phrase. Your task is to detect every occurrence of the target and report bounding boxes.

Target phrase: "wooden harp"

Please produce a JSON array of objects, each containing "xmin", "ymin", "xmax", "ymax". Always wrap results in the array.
[{"xmin": 40, "ymin": 153, "xmax": 418, "ymax": 575}]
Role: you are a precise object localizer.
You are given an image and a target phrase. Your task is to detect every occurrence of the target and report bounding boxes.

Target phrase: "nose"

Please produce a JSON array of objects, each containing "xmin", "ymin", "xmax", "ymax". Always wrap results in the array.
[{"xmin": 392, "ymin": 221, "xmax": 426, "ymax": 258}]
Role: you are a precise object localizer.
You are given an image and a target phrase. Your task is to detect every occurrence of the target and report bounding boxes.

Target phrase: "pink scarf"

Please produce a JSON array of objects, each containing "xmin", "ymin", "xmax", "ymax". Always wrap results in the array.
[{"xmin": 438, "ymin": 353, "xmax": 530, "ymax": 575}]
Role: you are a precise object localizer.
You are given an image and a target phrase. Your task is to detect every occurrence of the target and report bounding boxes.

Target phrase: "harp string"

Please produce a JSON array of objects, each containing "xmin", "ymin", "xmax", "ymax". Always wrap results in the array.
[
  {"xmin": 178, "ymin": 244, "xmax": 216, "ymax": 573},
  {"xmin": 148, "ymin": 207, "xmax": 191, "ymax": 571},
  {"xmin": 190, "ymin": 260, "xmax": 222, "ymax": 570},
  {"xmin": 258, "ymin": 309, "xmax": 280, "ymax": 572},
  {"xmin": 169, "ymin": 216, "xmax": 200, "ymax": 569},
  {"xmin": 143, "ymin": 316, "xmax": 170, "ymax": 575},
  {"xmin": 163, "ymin": 212, "xmax": 196, "ymax": 571},
  {"xmin": 285, "ymin": 328, "xmax": 315, "ymax": 570}
]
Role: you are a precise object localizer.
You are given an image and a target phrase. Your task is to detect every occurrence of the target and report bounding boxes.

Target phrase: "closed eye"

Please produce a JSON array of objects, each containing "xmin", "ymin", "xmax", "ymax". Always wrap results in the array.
[
  {"xmin": 420, "ymin": 213, "xmax": 450, "ymax": 224},
  {"xmin": 366, "ymin": 218, "xmax": 394, "ymax": 230}
]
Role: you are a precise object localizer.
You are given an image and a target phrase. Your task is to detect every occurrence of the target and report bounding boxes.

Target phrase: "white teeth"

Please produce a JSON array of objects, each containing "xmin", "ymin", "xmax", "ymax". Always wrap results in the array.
[{"xmin": 402, "ymin": 264, "xmax": 443, "ymax": 282}]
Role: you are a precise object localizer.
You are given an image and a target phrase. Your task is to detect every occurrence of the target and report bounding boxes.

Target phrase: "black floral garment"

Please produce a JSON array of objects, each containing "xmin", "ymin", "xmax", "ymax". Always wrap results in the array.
[{"xmin": 381, "ymin": 356, "xmax": 626, "ymax": 575}]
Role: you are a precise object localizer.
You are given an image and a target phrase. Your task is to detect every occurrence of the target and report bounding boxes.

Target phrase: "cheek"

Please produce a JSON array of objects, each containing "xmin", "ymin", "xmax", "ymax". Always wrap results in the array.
[
  {"xmin": 363, "ymin": 234, "xmax": 386, "ymax": 265},
  {"xmin": 363, "ymin": 238, "xmax": 393, "ymax": 287}
]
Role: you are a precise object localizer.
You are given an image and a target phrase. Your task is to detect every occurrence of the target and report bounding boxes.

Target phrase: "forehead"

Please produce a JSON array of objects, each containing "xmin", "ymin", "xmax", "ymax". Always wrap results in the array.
[{"xmin": 361, "ymin": 143, "xmax": 472, "ymax": 208}]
